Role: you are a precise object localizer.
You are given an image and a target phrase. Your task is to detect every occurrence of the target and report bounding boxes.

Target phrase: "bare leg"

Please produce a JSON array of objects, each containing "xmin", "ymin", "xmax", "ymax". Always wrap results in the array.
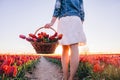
[
  {"xmin": 69, "ymin": 43, "xmax": 79, "ymax": 80},
  {"xmin": 61, "ymin": 45, "xmax": 70, "ymax": 80}
]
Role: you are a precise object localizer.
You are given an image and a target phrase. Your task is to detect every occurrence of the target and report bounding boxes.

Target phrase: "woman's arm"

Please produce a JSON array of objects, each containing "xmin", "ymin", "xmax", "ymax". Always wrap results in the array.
[
  {"xmin": 50, "ymin": 17, "xmax": 57, "ymax": 26},
  {"xmin": 44, "ymin": 17, "xmax": 57, "ymax": 28},
  {"xmin": 45, "ymin": 0, "xmax": 61, "ymax": 28}
]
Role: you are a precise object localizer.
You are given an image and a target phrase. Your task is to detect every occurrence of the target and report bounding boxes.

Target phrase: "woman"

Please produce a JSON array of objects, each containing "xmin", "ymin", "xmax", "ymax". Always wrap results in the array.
[{"xmin": 45, "ymin": 0, "xmax": 86, "ymax": 80}]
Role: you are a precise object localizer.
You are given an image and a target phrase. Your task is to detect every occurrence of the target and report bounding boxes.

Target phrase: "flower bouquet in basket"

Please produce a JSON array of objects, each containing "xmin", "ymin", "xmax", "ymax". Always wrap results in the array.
[{"xmin": 19, "ymin": 27, "xmax": 63, "ymax": 54}]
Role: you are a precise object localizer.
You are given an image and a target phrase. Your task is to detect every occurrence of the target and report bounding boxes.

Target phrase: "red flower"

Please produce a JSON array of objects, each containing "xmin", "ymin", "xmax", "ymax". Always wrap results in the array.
[
  {"xmin": 16, "ymin": 60, "xmax": 22, "ymax": 66},
  {"xmin": 57, "ymin": 34, "xmax": 63, "ymax": 40},
  {"xmin": 12, "ymin": 65, "xmax": 18, "ymax": 77},
  {"xmin": 53, "ymin": 32, "xmax": 58, "ymax": 37},
  {"xmin": 2, "ymin": 65, "xmax": 11, "ymax": 74},
  {"xmin": 93, "ymin": 63, "xmax": 104, "ymax": 73},
  {"xmin": 29, "ymin": 33, "xmax": 37, "ymax": 38},
  {"xmin": 38, "ymin": 34, "xmax": 44, "ymax": 39},
  {"xmin": 3, "ymin": 57, "xmax": 14, "ymax": 66}
]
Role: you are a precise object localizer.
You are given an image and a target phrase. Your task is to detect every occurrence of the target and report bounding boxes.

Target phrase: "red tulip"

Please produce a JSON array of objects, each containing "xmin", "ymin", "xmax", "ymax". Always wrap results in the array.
[
  {"xmin": 2, "ymin": 65, "xmax": 10, "ymax": 74},
  {"xmin": 93, "ymin": 63, "xmax": 103, "ymax": 73},
  {"xmin": 16, "ymin": 60, "xmax": 22, "ymax": 66},
  {"xmin": 38, "ymin": 34, "xmax": 44, "ymax": 39},
  {"xmin": 9, "ymin": 66, "xmax": 17, "ymax": 77},
  {"xmin": 53, "ymin": 32, "xmax": 58, "ymax": 37},
  {"xmin": 29, "ymin": 33, "xmax": 37, "ymax": 38},
  {"xmin": 57, "ymin": 34, "xmax": 63, "ymax": 40}
]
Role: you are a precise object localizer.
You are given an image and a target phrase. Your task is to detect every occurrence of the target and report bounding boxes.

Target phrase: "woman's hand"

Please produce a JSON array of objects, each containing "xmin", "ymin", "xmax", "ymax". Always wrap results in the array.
[{"xmin": 44, "ymin": 23, "xmax": 53, "ymax": 28}]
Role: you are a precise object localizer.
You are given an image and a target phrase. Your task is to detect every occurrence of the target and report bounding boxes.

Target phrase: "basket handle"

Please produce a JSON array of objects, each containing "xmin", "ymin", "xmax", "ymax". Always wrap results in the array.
[{"xmin": 34, "ymin": 27, "xmax": 56, "ymax": 35}]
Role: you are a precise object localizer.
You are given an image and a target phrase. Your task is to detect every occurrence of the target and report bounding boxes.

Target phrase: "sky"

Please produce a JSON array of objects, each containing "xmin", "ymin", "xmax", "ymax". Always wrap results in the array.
[{"xmin": 0, "ymin": 0, "xmax": 120, "ymax": 53}]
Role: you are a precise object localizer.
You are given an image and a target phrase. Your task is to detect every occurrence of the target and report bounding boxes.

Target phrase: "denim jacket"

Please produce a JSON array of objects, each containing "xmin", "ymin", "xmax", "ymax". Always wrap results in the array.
[{"xmin": 53, "ymin": 0, "xmax": 85, "ymax": 21}]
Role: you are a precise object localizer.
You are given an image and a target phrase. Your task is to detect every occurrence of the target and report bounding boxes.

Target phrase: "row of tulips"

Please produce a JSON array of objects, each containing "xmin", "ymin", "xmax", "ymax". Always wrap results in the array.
[
  {"xmin": 0, "ymin": 54, "xmax": 40, "ymax": 80},
  {"xmin": 45, "ymin": 54, "xmax": 120, "ymax": 80}
]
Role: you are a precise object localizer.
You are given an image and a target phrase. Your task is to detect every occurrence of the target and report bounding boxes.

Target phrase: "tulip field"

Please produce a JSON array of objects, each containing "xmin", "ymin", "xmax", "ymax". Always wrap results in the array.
[
  {"xmin": 0, "ymin": 53, "xmax": 120, "ymax": 80},
  {"xmin": 0, "ymin": 54, "xmax": 40, "ymax": 80},
  {"xmin": 45, "ymin": 54, "xmax": 120, "ymax": 80}
]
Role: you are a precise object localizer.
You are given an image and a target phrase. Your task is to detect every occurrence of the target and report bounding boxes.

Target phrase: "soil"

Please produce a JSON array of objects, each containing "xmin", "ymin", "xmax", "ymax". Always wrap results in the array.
[{"xmin": 25, "ymin": 57, "xmax": 63, "ymax": 80}]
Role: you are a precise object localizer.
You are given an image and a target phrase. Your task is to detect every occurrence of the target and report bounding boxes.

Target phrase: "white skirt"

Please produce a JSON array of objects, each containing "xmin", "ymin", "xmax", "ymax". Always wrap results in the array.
[{"xmin": 57, "ymin": 16, "xmax": 86, "ymax": 45}]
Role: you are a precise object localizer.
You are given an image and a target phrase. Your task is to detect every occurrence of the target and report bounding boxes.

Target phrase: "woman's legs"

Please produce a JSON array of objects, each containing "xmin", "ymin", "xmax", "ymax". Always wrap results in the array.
[
  {"xmin": 61, "ymin": 45, "xmax": 70, "ymax": 80},
  {"xmin": 69, "ymin": 43, "xmax": 79, "ymax": 80}
]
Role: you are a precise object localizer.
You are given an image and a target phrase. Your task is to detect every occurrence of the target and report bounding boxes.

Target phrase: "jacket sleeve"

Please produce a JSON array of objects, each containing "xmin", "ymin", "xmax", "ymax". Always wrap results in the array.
[
  {"xmin": 53, "ymin": 0, "xmax": 61, "ymax": 17},
  {"xmin": 79, "ymin": 0, "xmax": 85, "ymax": 21}
]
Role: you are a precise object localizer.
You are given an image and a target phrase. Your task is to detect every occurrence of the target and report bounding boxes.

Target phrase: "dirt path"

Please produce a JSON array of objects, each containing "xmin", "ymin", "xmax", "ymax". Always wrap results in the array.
[{"xmin": 27, "ymin": 57, "xmax": 63, "ymax": 80}]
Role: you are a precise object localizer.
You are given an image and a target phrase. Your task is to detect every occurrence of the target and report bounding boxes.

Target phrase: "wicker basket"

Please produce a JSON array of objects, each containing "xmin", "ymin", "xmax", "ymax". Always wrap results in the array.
[{"xmin": 30, "ymin": 27, "xmax": 58, "ymax": 54}]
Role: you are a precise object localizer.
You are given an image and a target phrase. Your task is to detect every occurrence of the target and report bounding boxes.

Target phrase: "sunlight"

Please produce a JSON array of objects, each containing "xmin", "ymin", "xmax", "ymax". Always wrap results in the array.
[
  {"xmin": 55, "ymin": 45, "xmax": 62, "ymax": 54},
  {"xmin": 55, "ymin": 45, "xmax": 90, "ymax": 55}
]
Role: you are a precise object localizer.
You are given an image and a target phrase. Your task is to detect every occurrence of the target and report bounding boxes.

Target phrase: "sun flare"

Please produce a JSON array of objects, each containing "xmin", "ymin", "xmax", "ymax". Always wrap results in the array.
[
  {"xmin": 55, "ymin": 45, "xmax": 90, "ymax": 55},
  {"xmin": 55, "ymin": 45, "xmax": 62, "ymax": 54}
]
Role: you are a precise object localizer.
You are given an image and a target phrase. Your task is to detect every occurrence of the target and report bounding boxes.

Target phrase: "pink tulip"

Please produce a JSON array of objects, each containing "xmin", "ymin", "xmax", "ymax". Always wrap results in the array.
[
  {"xmin": 19, "ymin": 34, "xmax": 26, "ymax": 39},
  {"xmin": 26, "ymin": 37, "xmax": 33, "ymax": 42}
]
